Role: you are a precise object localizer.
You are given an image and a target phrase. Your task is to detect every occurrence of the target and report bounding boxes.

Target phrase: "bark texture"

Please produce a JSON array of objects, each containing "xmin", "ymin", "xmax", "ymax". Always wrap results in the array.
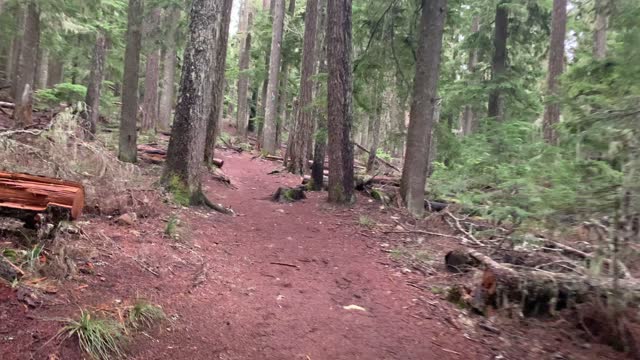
[
  {"xmin": 487, "ymin": 1, "xmax": 508, "ymax": 122},
  {"xmin": 163, "ymin": 0, "xmax": 219, "ymax": 200},
  {"xmin": 236, "ymin": 11, "xmax": 253, "ymax": 137},
  {"xmin": 13, "ymin": 1, "xmax": 39, "ymax": 127},
  {"xmin": 10, "ymin": 6, "xmax": 24, "ymax": 98},
  {"xmin": 158, "ymin": 8, "xmax": 181, "ymax": 131},
  {"xmin": 593, "ymin": 0, "xmax": 608, "ymax": 60},
  {"xmin": 461, "ymin": 16, "xmax": 479, "ymax": 135},
  {"xmin": 400, "ymin": 0, "xmax": 447, "ymax": 217},
  {"xmin": 204, "ymin": 0, "xmax": 234, "ymax": 164},
  {"xmin": 141, "ymin": 8, "xmax": 163, "ymax": 132},
  {"xmin": 310, "ymin": 0, "xmax": 328, "ymax": 191},
  {"xmin": 262, "ymin": 0, "xmax": 286, "ymax": 155},
  {"xmin": 35, "ymin": 47, "xmax": 48, "ymax": 90},
  {"xmin": 326, "ymin": 0, "xmax": 355, "ymax": 203},
  {"xmin": 366, "ymin": 96, "xmax": 382, "ymax": 173},
  {"xmin": 287, "ymin": 0, "xmax": 319, "ymax": 174},
  {"xmin": 542, "ymin": 0, "xmax": 567, "ymax": 145},
  {"xmin": 118, "ymin": 0, "xmax": 144, "ymax": 163},
  {"xmin": 84, "ymin": 33, "xmax": 108, "ymax": 135},
  {"xmin": 47, "ymin": 59, "xmax": 64, "ymax": 88}
]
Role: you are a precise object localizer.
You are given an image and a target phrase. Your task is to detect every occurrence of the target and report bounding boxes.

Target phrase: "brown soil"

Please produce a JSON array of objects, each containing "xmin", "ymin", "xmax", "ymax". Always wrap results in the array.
[{"xmin": 0, "ymin": 149, "xmax": 628, "ymax": 360}]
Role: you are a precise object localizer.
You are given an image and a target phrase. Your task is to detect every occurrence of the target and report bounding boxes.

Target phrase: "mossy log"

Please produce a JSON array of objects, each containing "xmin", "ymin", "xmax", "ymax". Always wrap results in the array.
[
  {"xmin": 445, "ymin": 248, "xmax": 640, "ymax": 316},
  {"xmin": 272, "ymin": 186, "xmax": 307, "ymax": 203}
]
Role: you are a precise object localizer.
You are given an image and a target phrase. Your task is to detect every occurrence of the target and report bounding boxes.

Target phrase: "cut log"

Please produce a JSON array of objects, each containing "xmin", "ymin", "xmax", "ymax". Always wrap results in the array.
[
  {"xmin": 0, "ymin": 172, "xmax": 85, "ymax": 221},
  {"xmin": 446, "ymin": 248, "xmax": 640, "ymax": 316}
]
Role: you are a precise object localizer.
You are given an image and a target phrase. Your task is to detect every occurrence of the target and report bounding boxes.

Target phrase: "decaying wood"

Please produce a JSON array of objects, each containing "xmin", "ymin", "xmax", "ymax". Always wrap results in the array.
[
  {"xmin": 138, "ymin": 143, "xmax": 223, "ymax": 167},
  {"xmin": 272, "ymin": 186, "xmax": 306, "ymax": 203},
  {"xmin": 354, "ymin": 142, "xmax": 401, "ymax": 173},
  {"xmin": 544, "ymin": 239, "xmax": 633, "ymax": 279},
  {"xmin": 446, "ymin": 247, "xmax": 640, "ymax": 315},
  {"xmin": 0, "ymin": 172, "xmax": 84, "ymax": 221}
]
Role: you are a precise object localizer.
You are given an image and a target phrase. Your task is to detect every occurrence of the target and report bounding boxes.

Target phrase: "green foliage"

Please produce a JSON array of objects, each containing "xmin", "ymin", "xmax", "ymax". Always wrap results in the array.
[
  {"xmin": 166, "ymin": 175, "xmax": 190, "ymax": 207},
  {"xmin": 127, "ymin": 300, "xmax": 166, "ymax": 330},
  {"xmin": 35, "ymin": 83, "xmax": 87, "ymax": 108},
  {"xmin": 164, "ymin": 214, "xmax": 179, "ymax": 240},
  {"xmin": 358, "ymin": 215, "xmax": 376, "ymax": 228},
  {"xmin": 57, "ymin": 310, "xmax": 125, "ymax": 360}
]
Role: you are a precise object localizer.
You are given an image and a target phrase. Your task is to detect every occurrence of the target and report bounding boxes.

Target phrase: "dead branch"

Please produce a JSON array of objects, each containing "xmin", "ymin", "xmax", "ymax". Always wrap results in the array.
[
  {"xmin": 444, "ymin": 211, "xmax": 484, "ymax": 247},
  {"xmin": 353, "ymin": 142, "xmax": 401, "ymax": 173}
]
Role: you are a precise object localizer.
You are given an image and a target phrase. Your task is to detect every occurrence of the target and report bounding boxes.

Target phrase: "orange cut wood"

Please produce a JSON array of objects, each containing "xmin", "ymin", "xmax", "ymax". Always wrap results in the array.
[{"xmin": 0, "ymin": 172, "xmax": 84, "ymax": 219}]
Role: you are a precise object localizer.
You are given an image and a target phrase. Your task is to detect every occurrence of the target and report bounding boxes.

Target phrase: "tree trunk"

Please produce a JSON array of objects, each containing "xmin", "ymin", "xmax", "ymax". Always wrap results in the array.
[
  {"xmin": 326, "ymin": 0, "xmax": 355, "ymax": 204},
  {"xmin": 236, "ymin": 12, "xmax": 253, "ymax": 137},
  {"xmin": 275, "ymin": 0, "xmax": 296, "ymax": 151},
  {"xmin": 487, "ymin": 1, "xmax": 508, "ymax": 122},
  {"xmin": 142, "ymin": 49, "xmax": 160, "ymax": 131},
  {"xmin": 593, "ymin": 0, "xmax": 608, "ymax": 60},
  {"xmin": 13, "ymin": 1, "xmax": 39, "ymax": 127},
  {"xmin": 204, "ymin": 0, "xmax": 234, "ymax": 164},
  {"xmin": 262, "ymin": 0, "xmax": 286, "ymax": 155},
  {"xmin": 400, "ymin": 0, "xmax": 447, "ymax": 217},
  {"xmin": 542, "ymin": 0, "xmax": 567, "ymax": 145},
  {"xmin": 366, "ymin": 96, "xmax": 382, "ymax": 173},
  {"xmin": 163, "ymin": 0, "xmax": 220, "ymax": 202},
  {"xmin": 10, "ymin": 6, "xmax": 24, "ymax": 100},
  {"xmin": 158, "ymin": 8, "xmax": 181, "ymax": 132},
  {"xmin": 310, "ymin": 0, "xmax": 327, "ymax": 191},
  {"xmin": 47, "ymin": 59, "xmax": 64, "ymax": 87},
  {"xmin": 35, "ymin": 47, "xmax": 48, "ymax": 90},
  {"xmin": 461, "ymin": 16, "xmax": 479, "ymax": 135},
  {"xmin": 258, "ymin": 0, "xmax": 276, "ymax": 141},
  {"xmin": 287, "ymin": 0, "xmax": 318, "ymax": 174},
  {"xmin": 118, "ymin": 0, "xmax": 144, "ymax": 163},
  {"xmin": 83, "ymin": 32, "xmax": 108, "ymax": 136}
]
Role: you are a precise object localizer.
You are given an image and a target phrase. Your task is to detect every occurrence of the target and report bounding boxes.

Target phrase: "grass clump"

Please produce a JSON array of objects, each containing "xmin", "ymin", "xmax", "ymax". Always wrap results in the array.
[
  {"xmin": 164, "ymin": 214, "xmax": 179, "ymax": 240},
  {"xmin": 57, "ymin": 310, "xmax": 124, "ymax": 360},
  {"xmin": 358, "ymin": 215, "xmax": 376, "ymax": 228},
  {"xmin": 127, "ymin": 300, "xmax": 166, "ymax": 330}
]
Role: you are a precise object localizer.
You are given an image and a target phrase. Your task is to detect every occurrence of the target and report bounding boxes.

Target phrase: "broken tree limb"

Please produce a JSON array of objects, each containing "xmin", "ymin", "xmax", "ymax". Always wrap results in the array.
[
  {"xmin": 354, "ymin": 142, "xmax": 401, "ymax": 173},
  {"xmin": 200, "ymin": 192, "xmax": 235, "ymax": 216},
  {"xmin": 446, "ymin": 247, "xmax": 640, "ymax": 315},
  {"xmin": 0, "ymin": 172, "xmax": 85, "ymax": 221},
  {"xmin": 0, "ymin": 101, "xmax": 15, "ymax": 109},
  {"xmin": 444, "ymin": 211, "xmax": 484, "ymax": 247},
  {"xmin": 544, "ymin": 239, "xmax": 633, "ymax": 280}
]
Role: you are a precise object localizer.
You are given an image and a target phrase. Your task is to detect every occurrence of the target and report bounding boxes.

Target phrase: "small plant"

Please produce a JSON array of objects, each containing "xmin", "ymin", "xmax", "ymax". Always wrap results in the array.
[
  {"xmin": 358, "ymin": 215, "xmax": 376, "ymax": 228},
  {"xmin": 57, "ymin": 310, "xmax": 124, "ymax": 360},
  {"xmin": 164, "ymin": 214, "xmax": 179, "ymax": 240},
  {"xmin": 127, "ymin": 300, "xmax": 166, "ymax": 330}
]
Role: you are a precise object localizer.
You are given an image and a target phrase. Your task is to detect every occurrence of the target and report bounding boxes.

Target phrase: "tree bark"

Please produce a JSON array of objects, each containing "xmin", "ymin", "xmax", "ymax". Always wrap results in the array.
[
  {"xmin": 158, "ymin": 8, "xmax": 181, "ymax": 132},
  {"xmin": 236, "ymin": 11, "xmax": 253, "ymax": 137},
  {"xmin": 35, "ymin": 47, "xmax": 48, "ymax": 90},
  {"xmin": 141, "ymin": 7, "xmax": 162, "ymax": 132},
  {"xmin": 287, "ymin": 0, "xmax": 319, "ymax": 174},
  {"xmin": 10, "ymin": 6, "xmax": 24, "ymax": 98},
  {"xmin": 257, "ymin": 0, "xmax": 276, "ymax": 141},
  {"xmin": 461, "ymin": 16, "xmax": 479, "ymax": 135},
  {"xmin": 204, "ymin": 0, "xmax": 234, "ymax": 164},
  {"xmin": 593, "ymin": 0, "xmax": 608, "ymax": 60},
  {"xmin": 83, "ymin": 32, "xmax": 108, "ymax": 136},
  {"xmin": 542, "ymin": 0, "xmax": 567, "ymax": 145},
  {"xmin": 163, "ymin": 0, "xmax": 220, "ymax": 201},
  {"xmin": 13, "ymin": 1, "xmax": 39, "ymax": 127},
  {"xmin": 326, "ymin": 0, "xmax": 355, "ymax": 203},
  {"xmin": 487, "ymin": 1, "xmax": 508, "ymax": 122},
  {"xmin": 400, "ymin": 0, "xmax": 447, "ymax": 217},
  {"xmin": 275, "ymin": 0, "xmax": 296, "ymax": 151},
  {"xmin": 118, "ymin": 0, "xmax": 144, "ymax": 163},
  {"xmin": 262, "ymin": 0, "xmax": 286, "ymax": 155},
  {"xmin": 310, "ymin": 0, "xmax": 327, "ymax": 191},
  {"xmin": 366, "ymin": 95, "xmax": 382, "ymax": 173}
]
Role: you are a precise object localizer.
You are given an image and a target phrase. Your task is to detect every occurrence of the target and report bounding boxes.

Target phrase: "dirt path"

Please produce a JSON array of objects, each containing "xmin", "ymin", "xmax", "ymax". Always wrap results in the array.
[
  {"xmin": 128, "ymin": 151, "xmax": 489, "ymax": 360},
  {"xmin": 2, "ymin": 150, "xmax": 620, "ymax": 359}
]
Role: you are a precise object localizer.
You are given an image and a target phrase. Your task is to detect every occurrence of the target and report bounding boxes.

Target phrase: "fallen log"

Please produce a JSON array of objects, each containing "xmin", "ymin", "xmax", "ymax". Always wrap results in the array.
[
  {"xmin": 272, "ymin": 186, "xmax": 306, "ymax": 203},
  {"xmin": 445, "ymin": 247, "xmax": 640, "ymax": 316},
  {"xmin": 0, "ymin": 172, "xmax": 85, "ymax": 223},
  {"xmin": 0, "ymin": 101, "xmax": 15, "ymax": 109},
  {"xmin": 138, "ymin": 144, "xmax": 223, "ymax": 167},
  {"xmin": 353, "ymin": 142, "xmax": 401, "ymax": 173}
]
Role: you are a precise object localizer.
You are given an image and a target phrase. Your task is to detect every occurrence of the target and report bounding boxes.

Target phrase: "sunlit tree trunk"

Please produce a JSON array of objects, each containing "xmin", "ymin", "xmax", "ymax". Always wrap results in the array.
[
  {"xmin": 83, "ymin": 32, "xmax": 108, "ymax": 136},
  {"xmin": 204, "ymin": 0, "xmax": 234, "ymax": 164},
  {"xmin": 593, "ymin": 0, "xmax": 608, "ymax": 60},
  {"xmin": 287, "ymin": 0, "xmax": 318, "ymax": 174},
  {"xmin": 542, "ymin": 0, "xmax": 567, "ymax": 145},
  {"xmin": 487, "ymin": 1, "xmax": 508, "ymax": 122},
  {"xmin": 326, "ymin": 0, "xmax": 355, "ymax": 203},
  {"xmin": 400, "ymin": 0, "xmax": 447, "ymax": 217},
  {"xmin": 118, "ymin": 0, "xmax": 143, "ymax": 163},
  {"xmin": 462, "ymin": 16, "xmax": 479, "ymax": 135},
  {"xmin": 13, "ymin": 1, "xmax": 39, "ymax": 127},
  {"xmin": 310, "ymin": 0, "xmax": 328, "ymax": 190},
  {"xmin": 163, "ymin": 0, "xmax": 220, "ymax": 201},
  {"xmin": 262, "ymin": 0, "xmax": 285, "ymax": 154},
  {"xmin": 35, "ymin": 47, "xmax": 48, "ymax": 90},
  {"xmin": 158, "ymin": 8, "xmax": 181, "ymax": 132},
  {"xmin": 141, "ymin": 7, "xmax": 162, "ymax": 132}
]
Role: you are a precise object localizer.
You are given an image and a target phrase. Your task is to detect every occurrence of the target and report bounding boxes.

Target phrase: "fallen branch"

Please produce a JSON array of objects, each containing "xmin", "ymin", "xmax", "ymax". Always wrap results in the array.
[
  {"xmin": 0, "ymin": 101, "xmax": 15, "ymax": 109},
  {"xmin": 354, "ymin": 142, "xmax": 401, "ymax": 173},
  {"xmin": 270, "ymin": 262, "xmax": 300, "ymax": 269},
  {"xmin": 200, "ymin": 192, "xmax": 235, "ymax": 216},
  {"xmin": 444, "ymin": 211, "xmax": 484, "ymax": 247},
  {"xmin": 545, "ymin": 239, "xmax": 633, "ymax": 279}
]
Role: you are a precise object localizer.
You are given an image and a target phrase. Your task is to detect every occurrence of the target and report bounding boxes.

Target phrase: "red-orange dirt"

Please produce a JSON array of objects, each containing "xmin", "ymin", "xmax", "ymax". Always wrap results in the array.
[{"xmin": 0, "ymin": 149, "xmax": 625, "ymax": 359}]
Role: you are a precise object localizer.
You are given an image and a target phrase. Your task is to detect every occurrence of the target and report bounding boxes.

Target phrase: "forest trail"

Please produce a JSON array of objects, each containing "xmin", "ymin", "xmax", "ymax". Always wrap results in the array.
[{"xmin": 127, "ymin": 150, "xmax": 489, "ymax": 360}]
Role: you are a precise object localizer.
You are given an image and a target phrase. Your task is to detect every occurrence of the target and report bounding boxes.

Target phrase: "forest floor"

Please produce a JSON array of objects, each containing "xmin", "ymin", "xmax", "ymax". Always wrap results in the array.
[{"xmin": 0, "ymin": 144, "xmax": 627, "ymax": 359}]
